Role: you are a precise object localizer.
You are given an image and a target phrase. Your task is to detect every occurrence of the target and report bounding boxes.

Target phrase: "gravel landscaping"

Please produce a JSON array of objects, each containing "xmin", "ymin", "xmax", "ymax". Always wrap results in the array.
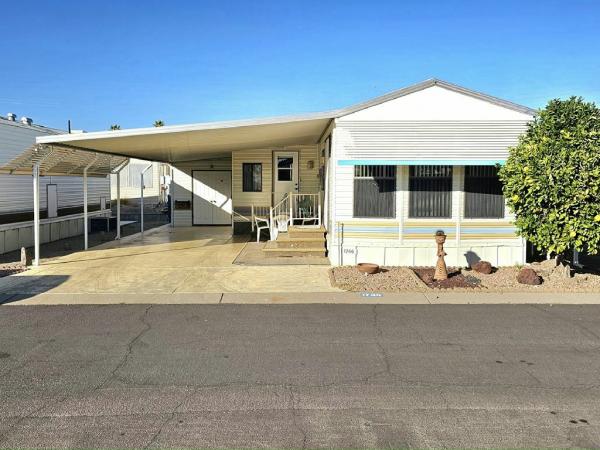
[
  {"xmin": 330, "ymin": 263, "xmax": 600, "ymax": 293},
  {"xmin": 0, "ymin": 262, "xmax": 27, "ymax": 278}
]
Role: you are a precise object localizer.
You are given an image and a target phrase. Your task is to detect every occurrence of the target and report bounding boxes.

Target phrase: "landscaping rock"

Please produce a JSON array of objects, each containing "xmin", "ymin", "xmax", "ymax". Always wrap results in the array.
[
  {"xmin": 20, "ymin": 247, "xmax": 31, "ymax": 267},
  {"xmin": 472, "ymin": 260, "xmax": 493, "ymax": 275},
  {"xmin": 517, "ymin": 267, "xmax": 542, "ymax": 285}
]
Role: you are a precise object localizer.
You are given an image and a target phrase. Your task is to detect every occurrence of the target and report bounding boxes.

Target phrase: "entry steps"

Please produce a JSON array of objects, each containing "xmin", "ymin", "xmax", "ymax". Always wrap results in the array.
[{"xmin": 262, "ymin": 226, "xmax": 327, "ymax": 257}]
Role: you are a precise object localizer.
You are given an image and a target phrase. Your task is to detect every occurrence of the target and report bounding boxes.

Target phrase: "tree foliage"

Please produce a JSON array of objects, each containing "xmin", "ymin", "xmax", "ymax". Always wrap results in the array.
[
  {"xmin": 154, "ymin": 120, "xmax": 164, "ymax": 127},
  {"xmin": 109, "ymin": 124, "xmax": 121, "ymax": 130},
  {"xmin": 499, "ymin": 97, "xmax": 600, "ymax": 255}
]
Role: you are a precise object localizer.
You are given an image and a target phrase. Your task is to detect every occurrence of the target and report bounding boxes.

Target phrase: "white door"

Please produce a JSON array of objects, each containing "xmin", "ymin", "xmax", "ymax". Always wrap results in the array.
[
  {"xmin": 273, "ymin": 151, "xmax": 298, "ymax": 204},
  {"xmin": 192, "ymin": 171, "xmax": 232, "ymax": 225}
]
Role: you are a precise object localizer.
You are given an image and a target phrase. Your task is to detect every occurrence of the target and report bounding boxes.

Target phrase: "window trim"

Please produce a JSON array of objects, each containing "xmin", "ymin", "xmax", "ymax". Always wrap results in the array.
[{"xmin": 242, "ymin": 162, "xmax": 262, "ymax": 193}]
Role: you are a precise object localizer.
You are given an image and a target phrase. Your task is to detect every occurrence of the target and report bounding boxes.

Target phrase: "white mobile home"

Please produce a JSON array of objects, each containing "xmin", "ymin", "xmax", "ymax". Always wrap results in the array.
[
  {"xmin": 22, "ymin": 79, "xmax": 535, "ymax": 267},
  {"xmin": 0, "ymin": 115, "xmax": 110, "ymax": 255}
]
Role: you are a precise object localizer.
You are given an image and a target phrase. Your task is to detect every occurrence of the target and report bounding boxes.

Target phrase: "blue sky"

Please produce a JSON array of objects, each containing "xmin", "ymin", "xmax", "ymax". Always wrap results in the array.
[{"xmin": 1, "ymin": 0, "xmax": 599, "ymax": 131}]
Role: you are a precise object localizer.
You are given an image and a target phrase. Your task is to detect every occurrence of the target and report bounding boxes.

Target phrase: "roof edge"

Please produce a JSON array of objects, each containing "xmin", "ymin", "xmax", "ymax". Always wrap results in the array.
[
  {"xmin": 333, "ymin": 78, "xmax": 537, "ymax": 118},
  {"xmin": 37, "ymin": 111, "xmax": 335, "ymax": 145}
]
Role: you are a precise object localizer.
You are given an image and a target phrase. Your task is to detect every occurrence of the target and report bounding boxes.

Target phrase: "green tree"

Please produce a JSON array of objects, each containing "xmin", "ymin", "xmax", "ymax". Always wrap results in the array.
[
  {"xmin": 499, "ymin": 97, "xmax": 600, "ymax": 256},
  {"xmin": 109, "ymin": 124, "xmax": 121, "ymax": 130},
  {"xmin": 154, "ymin": 120, "xmax": 164, "ymax": 127}
]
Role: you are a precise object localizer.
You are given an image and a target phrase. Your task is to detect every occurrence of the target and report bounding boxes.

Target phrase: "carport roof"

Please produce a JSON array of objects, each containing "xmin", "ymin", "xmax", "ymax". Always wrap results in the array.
[
  {"xmin": 0, "ymin": 143, "xmax": 128, "ymax": 177},
  {"xmin": 32, "ymin": 78, "xmax": 536, "ymax": 165},
  {"xmin": 36, "ymin": 112, "xmax": 335, "ymax": 163}
]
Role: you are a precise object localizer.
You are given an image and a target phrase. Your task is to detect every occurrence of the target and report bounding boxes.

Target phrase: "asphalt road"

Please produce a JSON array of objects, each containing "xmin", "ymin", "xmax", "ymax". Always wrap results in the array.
[{"xmin": 0, "ymin": 303, "xmax": 599, "ymax": 448}]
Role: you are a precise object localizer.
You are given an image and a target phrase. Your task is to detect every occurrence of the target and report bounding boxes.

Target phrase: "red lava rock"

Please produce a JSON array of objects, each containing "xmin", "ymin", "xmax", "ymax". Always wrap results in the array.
[
  {"xmin": 412, "ymin": 267, "xmax": 481, "ymax": 289},
  {"xmin": 472, "ymin": 260, "xmax": 493, "ymax": 275},
  {"xmin": 517, "ymin": 267, "xmax": 542, "ymax": 285}
]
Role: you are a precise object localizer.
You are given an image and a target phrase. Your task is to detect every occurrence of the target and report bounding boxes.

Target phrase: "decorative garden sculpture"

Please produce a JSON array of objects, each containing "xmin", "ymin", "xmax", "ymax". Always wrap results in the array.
[{"xmin": 433, "ymin": 231, "xmax": 448, "ymax": 281}]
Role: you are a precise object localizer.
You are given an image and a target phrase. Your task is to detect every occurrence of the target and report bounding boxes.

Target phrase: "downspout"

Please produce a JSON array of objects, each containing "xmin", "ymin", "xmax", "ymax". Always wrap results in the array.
[{"xmin": 140, "ymin": 162, "xmax": 153, "ymax": 236}]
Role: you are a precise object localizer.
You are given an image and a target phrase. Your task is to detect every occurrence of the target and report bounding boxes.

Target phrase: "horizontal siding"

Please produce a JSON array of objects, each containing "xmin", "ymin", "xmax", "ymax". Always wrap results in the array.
[
  {"xmin": 0, "ymin": 120, "xmax": 58, "ymax": 165},
  {"xmin": 336, "ymin": 121, "xmax": 529, "ymax": 161},
  {"xmin": 232, "ymin": 146, "xmax": 320, "ymax": 209},
  {"xmin": 232, "ymin": 150, "xmax": 272, "ymax": 208},
  {"xmin": 0, "ymin": 173, "xmax": 109, "ymax": 215},
  {"xmin": 110, "ymin": 160, "xmax": 162, "ymax": 200}
]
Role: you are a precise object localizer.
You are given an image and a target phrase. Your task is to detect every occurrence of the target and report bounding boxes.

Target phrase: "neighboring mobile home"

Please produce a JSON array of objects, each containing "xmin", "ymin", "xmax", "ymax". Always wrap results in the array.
[
  {"xmin": 24, "ymin": 79, "xmax": 536, "ymax": 266},
  {"xmin": 0, "ymin": 114, "xmax": 110, "ymax": 255}
]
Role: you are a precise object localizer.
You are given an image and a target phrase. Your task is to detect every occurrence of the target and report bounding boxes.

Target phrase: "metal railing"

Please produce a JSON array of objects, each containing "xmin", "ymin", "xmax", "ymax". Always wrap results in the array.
[
  {"xmin": 248, "ymin": 191, "xmax": 322, "ymax": 241},
  {"xmin": 289, "ymin": 192, "xmax": 321, "ymax": 227}
]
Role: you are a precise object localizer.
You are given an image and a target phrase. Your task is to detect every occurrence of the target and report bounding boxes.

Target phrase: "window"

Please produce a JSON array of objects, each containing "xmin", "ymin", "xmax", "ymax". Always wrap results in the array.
[
  {"xmin": 277, "ymin": 157, "xmax": 293, "ymax": 181},
  {"xmin": 409, "ymin": 165, "xmax": 453, "ymax": 218},
  {"xmin": 464, "ymin": 166, "xmax": 505, "ymax": 218},
  {"xmin": 126, "ymin": 163, "xmax": 154, "ymax": 188},
  {"xmin": 242, "ymin": 163, "xmax": 262, "ymax": 192},
  {"xmin": 353, "ymin": 165, "xmax": 396, "ymax": 218}
]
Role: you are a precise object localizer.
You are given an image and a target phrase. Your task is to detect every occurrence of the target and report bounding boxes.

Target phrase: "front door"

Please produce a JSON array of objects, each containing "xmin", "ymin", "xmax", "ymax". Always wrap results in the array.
[
  {"xmin": 192, "ymin": 170, "xmax": 232, "ymax": 225},
  {"xmin": 273, "ymin": 151, "xmax": 299, "ymax": 204}
]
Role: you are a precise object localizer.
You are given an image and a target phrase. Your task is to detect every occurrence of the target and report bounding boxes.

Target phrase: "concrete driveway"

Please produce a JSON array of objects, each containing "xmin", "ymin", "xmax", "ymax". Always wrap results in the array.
[{"xmin": 0, "ymin": 226, "xmax": 338, "ymax": 299}]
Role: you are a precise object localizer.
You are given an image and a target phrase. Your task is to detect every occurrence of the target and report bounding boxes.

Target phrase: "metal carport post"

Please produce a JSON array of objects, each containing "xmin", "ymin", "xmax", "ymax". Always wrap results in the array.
[
  {"xmin": 83, "ymin": 155, "xmax": 99, "ymax": 250},
  {"xmin": 113, "ymin": 159, "xmax": 130, "ymax": 240}
]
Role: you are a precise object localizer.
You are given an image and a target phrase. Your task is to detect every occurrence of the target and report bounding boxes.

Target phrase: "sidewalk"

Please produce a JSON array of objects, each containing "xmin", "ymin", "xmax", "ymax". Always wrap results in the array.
[{"xmin": 2, "ymin": 291, "xmax": 599, "ymax": 305}]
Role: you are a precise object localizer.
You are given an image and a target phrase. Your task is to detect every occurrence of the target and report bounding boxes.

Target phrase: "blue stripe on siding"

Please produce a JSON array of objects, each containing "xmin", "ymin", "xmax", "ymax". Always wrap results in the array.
[{"xmin": 338, "ymin": 159, "xmax": 505, "ymax": 166}]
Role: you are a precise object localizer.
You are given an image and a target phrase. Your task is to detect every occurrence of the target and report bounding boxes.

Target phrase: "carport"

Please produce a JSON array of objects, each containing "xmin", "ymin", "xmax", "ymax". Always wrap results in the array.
[
  {"xmin": 9, "ymin": 112, "xmax": 333, "ymax": 266},
  {"xmin": 0, "ymin": 145, "xmax": 130, "ymax": 265}
]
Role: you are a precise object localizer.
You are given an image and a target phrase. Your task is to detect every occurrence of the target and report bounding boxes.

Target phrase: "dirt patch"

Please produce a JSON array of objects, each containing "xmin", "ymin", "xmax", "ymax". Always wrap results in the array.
[
  {"xmin": 0, "ymin": 262, "xmax": 27, "ymax": 278},
  {"xmin": 329, "ymin": 266, "xmax": 426, "ymax": 292},
  {"xmin": 413, "ymin": 267, "xmax": 482, "ymax": 289}
]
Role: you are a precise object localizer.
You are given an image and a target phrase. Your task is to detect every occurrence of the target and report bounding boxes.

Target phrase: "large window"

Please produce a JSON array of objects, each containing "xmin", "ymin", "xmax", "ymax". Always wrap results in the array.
[
  {"xmin": 353, "ymin": 165, "xmax": 396, "ymax": 218},
  {"xmin": 242, "ymin": 163, "xmax": 262, "ymax": 192},
  {"xmin": 409, "ymin": 165, "xmax": 453, "ymax": 218},
  {"xmin": 464, "ymin": 166, "xmax": 505, "ymax": 218}
]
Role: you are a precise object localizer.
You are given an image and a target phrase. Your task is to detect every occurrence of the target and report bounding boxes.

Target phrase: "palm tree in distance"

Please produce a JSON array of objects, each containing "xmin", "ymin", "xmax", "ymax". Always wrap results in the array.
[
  {"xmin": 110, "ymin": 124, "xmax": 121, "ymax": 130},
  {"xmin": 154, "ymin": 120, "xmax": 165, "ymax": 127}
]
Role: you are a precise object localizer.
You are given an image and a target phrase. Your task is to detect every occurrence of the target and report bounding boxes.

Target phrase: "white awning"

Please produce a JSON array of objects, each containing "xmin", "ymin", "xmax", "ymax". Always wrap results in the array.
[
  {"xmin": 0, "ymin": 144, "xmax": 128, "ymax": 177},
  {"xmin": 35, "ymin": 113, "xmax": 334, "ymax": 163}
]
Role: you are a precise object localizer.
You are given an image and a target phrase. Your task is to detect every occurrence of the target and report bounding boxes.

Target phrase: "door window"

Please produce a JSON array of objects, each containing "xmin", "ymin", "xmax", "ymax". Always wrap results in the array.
[{"xmin": 277, "ymin": 157, "xmax": 293, "ymax": 181}]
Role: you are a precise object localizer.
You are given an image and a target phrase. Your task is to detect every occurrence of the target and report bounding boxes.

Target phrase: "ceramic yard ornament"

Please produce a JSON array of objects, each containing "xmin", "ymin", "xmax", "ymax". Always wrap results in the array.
[{"xmin": 433, "ymin": 231, "xmax": 448, "ymax": 281}]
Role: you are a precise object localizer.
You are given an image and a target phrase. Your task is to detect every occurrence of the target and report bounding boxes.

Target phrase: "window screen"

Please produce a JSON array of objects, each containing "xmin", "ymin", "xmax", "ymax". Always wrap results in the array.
[
  {"xmin": 464, "ymin": 166, "xmax": 505, "ymax": 218},
  {"xmin": 242, "ymin": 163, "xmax": 262, "ymax": 192},
  {"xmin": 409, "ymin": 165, "xmax": 453, "ymax": 218},
  {"xmin": 353, "ymin": 165, "xmax": 396, "ymax": 218}
]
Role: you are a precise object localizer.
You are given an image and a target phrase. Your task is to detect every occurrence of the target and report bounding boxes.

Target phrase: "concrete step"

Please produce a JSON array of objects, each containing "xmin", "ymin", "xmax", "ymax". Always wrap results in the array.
[
  {"xmin": 263, "ymin": 240, "xmax": 326, "ymax": 257},
  {"xmin": 275, "ymin": 234, "xmax": 325, "ymax": 243},
  {"xmin": 287, "ymin": 226, "xmax": 327, "ymax": 240}
]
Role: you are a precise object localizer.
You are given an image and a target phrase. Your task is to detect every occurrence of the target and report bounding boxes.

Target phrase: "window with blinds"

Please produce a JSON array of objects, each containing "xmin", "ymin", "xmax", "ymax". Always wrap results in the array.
[
  {"xmin": 464, "ymin": 166, "xmax": 505, "ymax": 218},
  {"xmin": 353, "ymin": 165, "xmax": 396, "ymax": 218},
  {"xmin": 409, "ymin": 165, "xmax": 453, "ymax": 218},
  {"xmin": 242, "ymin": 163, "xmax": 262, "ymax": 192}
]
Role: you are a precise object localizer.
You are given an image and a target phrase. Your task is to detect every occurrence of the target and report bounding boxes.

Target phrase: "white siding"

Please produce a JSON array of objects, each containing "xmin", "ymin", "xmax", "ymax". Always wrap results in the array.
[
  {"xmin": 338, "ymin": 85, "xmax": 533, "ymax": 122},
  {"xmin": 335, "ymin": 121, "xmax": 529, "ymax": 162},
  {"xmin": 327, "ymin": 85, "xmax": 533, "ymax": 267},
  {"xmin": 0, "ymin": 121, "xmax": 110, "ymax": 215}
]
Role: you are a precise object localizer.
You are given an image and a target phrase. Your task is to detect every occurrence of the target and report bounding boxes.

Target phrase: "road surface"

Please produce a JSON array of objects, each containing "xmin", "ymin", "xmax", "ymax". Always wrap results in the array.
[{"xmin": 0, "ymin": 303, "xmax": 599, "ymax": 448}]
